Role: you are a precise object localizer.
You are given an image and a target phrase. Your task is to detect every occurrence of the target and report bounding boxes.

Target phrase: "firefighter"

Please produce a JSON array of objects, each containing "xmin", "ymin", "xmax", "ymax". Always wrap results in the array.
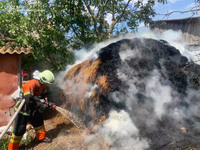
[{"xmin": 8, "ymin": 70, "xmax": 56, "ymax": 150}]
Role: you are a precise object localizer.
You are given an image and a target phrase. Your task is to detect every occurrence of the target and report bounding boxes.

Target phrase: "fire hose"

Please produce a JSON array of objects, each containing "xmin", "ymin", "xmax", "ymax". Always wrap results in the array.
[
  {"xmin": 0, "ymin": 99, "xmax": 88, "ymax": 139},
  {"xmin": 0, "ymin": 99, "xmax": 26, "ymax": 139},
  {"xmin": 0, "ymin": 100, "xmax": 107, "ymax": 148}
]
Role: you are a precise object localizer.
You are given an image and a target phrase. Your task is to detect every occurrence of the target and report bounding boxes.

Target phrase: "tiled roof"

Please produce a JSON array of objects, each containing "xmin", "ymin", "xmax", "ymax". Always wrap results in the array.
[{"xmin": 0, "ymin": 33, "xmax": 31, "ymax": 54}]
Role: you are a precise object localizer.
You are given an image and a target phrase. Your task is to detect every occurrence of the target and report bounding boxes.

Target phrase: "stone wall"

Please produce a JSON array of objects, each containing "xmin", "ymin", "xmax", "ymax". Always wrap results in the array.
[{"xmin": 152, "ymin": 17, "xmax": 200, "ymax": 46}]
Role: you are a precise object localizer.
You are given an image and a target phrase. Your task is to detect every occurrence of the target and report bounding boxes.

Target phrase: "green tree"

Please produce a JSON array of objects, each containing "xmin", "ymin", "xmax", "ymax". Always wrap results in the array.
[{"xmin": 0, "ymin": 0, "xmax": 166, "ymax": 71}]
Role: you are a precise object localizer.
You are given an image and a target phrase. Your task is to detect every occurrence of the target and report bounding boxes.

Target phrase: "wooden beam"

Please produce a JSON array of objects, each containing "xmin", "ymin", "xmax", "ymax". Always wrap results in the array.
[{"xmin": 17, "ymin": 55, "xmax": 22, "ymax": 88}]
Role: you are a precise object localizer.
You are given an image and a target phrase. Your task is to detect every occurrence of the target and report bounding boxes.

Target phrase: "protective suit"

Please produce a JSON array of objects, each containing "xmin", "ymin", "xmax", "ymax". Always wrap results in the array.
[{"xmin": 8, "ymin": 70, "xmax": 55, "ymax": 150}]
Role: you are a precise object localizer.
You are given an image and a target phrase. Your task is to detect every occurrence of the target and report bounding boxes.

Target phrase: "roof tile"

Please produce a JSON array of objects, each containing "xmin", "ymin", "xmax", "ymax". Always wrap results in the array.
[
  {"xmin": 0, "ymin": 32, "xmax": 31, "ymax": 54},
  {"xmin": 0, "ymin": 41, "xmax": 31, "ymax": 54}
]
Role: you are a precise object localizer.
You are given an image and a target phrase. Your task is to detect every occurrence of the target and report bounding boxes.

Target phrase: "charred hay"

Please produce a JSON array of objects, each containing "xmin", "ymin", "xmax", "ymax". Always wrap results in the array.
[{"xmin": 61, "ymin": 38, "xmax": 200, "ymax": 149}]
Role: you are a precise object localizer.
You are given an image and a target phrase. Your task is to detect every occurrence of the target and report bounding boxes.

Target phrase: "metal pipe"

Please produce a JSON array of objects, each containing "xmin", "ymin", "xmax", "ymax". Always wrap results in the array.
[{"xmin": 0, "ymin": 99, "xmax": 25, "ymax": 139}]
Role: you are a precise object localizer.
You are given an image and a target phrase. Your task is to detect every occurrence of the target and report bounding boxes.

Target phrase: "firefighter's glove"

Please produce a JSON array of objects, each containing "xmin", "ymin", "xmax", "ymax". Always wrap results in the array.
[
  {"xmin": 48, "ymin": 102, "xmax": 56, "ymax": 110},
  {"xmin": 44, "ymin": 97, "xmax": 56, "ymax": 110},
  {"xmin": 36, "ymin": 99, "xmax": 48, "ymax": 114}
]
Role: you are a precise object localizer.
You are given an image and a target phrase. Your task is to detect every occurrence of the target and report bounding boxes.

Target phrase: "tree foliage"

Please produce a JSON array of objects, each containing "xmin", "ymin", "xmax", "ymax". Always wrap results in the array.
[{"xmin": 0, "ymin": 0, "xmax": 166, "ymax": 71}]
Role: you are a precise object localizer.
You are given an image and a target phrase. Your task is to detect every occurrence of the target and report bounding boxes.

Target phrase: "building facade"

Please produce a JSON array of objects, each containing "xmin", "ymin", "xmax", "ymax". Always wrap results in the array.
[
  {"xmin": 152, "ymin": 17, "xmax": 200, "ymax": 46},
  {"xmin": 0, "ymin": 35, "xmax": 30, "ymax": 126}
]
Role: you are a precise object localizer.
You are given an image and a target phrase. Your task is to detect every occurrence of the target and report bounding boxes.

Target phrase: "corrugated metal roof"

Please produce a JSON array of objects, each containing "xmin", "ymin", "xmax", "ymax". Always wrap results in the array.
[
  {"xmin": 155, "ymin": 16, "xmax": 200, "ymax": 22},
  {"xmin": 0, "ymin": 34, "xmax": 31, "ymax": 54}
]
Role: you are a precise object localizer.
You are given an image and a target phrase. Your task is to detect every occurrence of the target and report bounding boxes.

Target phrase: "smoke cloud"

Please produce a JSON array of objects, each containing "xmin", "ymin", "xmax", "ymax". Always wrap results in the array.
[
  {"xmin": 86, "ymin": 110, "xmax": 149, "ymax": 150},
  {"xmin": 57, "ymin": 28, "xmax": 200, "ymax": 149},
  {"xmin": 145, "ymin": 70, "xmax": 172, "ymax": 119}
]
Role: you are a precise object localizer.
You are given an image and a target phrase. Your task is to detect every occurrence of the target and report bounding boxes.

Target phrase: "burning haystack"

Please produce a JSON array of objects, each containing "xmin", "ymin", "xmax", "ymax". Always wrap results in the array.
[{"xmin": 61, "ymin": 38, "xmax": 200, "ymax": 149}]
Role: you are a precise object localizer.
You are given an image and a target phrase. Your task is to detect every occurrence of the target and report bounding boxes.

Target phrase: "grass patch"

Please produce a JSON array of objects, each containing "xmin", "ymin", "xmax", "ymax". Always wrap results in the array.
[
  {"xmin": 0, "ymin": 138, "xmax": 9, "ymax": 150},
  {"xmin": 20, "ymin": 134, "xmax": 34, "ymax": 146},
  {"xmin": 0, "ymin": 133, "xmax": 34, "ymax": 150}
]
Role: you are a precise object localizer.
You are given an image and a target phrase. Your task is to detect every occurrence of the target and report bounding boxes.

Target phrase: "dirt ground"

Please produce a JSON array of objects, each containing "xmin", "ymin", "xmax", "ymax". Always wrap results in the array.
[
  {"xmin": 1, "ymin": 108, "xmax": 108, "ymax": 150},
  {"xmin": 24, "ymin": 112, "xmax": 88, "ymax": 150},
  {"xmin": 24, "ymin": 112, "xmax": 200, "ymax": 150},
  {"xmin": 8, "ymin": 110, "xmax": 200, "ymax": 150}
]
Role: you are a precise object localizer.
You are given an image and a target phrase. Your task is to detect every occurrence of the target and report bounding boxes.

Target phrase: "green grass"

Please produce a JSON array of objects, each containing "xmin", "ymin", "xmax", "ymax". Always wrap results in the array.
[
  {"xmin": 20, "ymin": 134, "xmax": 34, "ymax": 147},
  {"xmin": 0, "ymin": 134, "xmax": 34, "ymax": 150},
  {"xmin": 0, "ymin": 138, "xmax": 9, "ymax": 150}
]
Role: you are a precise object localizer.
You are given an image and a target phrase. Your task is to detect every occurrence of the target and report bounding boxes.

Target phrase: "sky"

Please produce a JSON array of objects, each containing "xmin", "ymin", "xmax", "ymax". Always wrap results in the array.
[
  {"xmin": 153, "ymin": 0, "xmax": 200, "ymax": 20},
  {"xmin": 105, "ymin": 0, "xmax": 200, "ymax": 28}
]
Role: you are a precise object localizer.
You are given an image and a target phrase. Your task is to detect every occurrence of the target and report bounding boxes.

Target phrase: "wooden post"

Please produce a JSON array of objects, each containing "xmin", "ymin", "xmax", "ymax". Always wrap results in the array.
[{"xmin": 17, "ymin": 55, "xmax": 22, "ymax": 88}]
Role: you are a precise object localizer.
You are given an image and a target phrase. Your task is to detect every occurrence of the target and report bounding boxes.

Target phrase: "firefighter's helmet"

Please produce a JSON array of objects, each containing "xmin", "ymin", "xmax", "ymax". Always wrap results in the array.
[{"xmin": 39, "ymin": 70, "xmax": 54, "ymax": 84}]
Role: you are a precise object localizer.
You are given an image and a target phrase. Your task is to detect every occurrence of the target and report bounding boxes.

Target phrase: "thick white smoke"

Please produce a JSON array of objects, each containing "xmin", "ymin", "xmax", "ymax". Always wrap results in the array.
[
  {"xmin": 114, "ymin": 68, "xmax": 176, "ymax": 128},
  {"xmin": 99, "ymin": 110, "xmax": 149, "ymax": 150},
  {"xmin": 57, "ymin": 27, "xmax": 196, "ymax": 86},
  {"xmin": 145, "ymin": 70, "xmax": 172, "ymax": 119},
  {"xmin": 125, "ymin": 27, "xmax": 196, "ymax": 62},
  {"xmin": 57, "ymin": 27, "xmax": 198, "ymax": 86},
  {"xmin": 56, "ymin": 28, "xmax": 200, "ymax": 149},
  {"xmin": 85, "ymin": 110, "xmax": 149, "ymax": 150}
]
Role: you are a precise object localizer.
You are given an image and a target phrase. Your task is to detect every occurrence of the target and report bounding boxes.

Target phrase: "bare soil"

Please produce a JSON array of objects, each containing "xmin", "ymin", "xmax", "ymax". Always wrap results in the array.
[
  {"xmin": 25, "ymin": 112, "xmax": 87, "ymax": 150},
  {"xmin": 18, "ymin": 111, "xmax": 200, "ymax": 150}
]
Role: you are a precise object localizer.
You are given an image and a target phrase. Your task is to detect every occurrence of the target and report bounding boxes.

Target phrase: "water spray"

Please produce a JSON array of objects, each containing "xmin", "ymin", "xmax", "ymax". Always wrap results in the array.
[
  {"xmin": 55, "ymin": 106, "xmax": 89, "ymax": 132},
  {"xmin": 0, "ymin": 100, "xmax": 88, "ymax": 139},
  {"xmin": 55, "ymin": 106, "xmax": 109, "ymax": 149}
]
